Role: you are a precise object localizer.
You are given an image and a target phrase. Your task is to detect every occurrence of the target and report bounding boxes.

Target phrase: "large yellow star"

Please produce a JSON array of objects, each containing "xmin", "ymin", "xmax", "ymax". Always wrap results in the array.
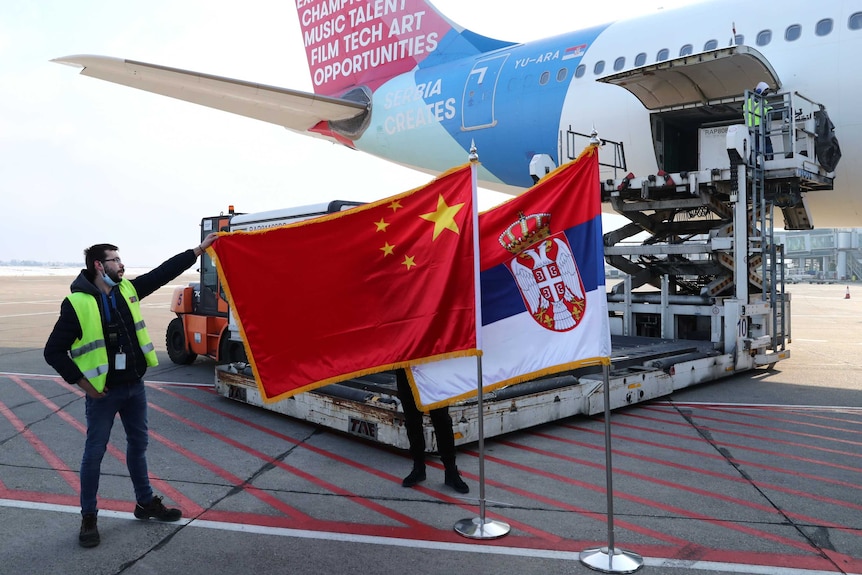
[{"xmin": 420, "ymin": 194, "xmax": 465, "ymax": 241}]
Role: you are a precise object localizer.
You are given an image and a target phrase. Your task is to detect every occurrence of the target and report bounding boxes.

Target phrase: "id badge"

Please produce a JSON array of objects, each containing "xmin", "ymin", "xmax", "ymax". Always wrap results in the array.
[{"xmin": 115, "ymin": 352, "xmax": 127, "ymax": 370}]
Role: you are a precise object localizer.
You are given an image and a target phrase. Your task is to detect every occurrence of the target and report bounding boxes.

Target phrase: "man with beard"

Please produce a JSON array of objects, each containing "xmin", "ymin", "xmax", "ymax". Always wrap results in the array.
[{"xmin": 44, "ymin": 235, "xmax": 217, "ymax": 547}]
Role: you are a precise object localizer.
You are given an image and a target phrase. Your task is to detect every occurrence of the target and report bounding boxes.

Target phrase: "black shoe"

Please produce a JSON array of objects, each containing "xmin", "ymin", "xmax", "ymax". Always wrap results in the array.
[
  {"xmin": 79, "ymin": 513, "xmax": 100, "ymax": 548},
  {"xmin": 134, "ymin": 495, "xmax": 182, "ymax": 521},
  {"xmin": 401, "ymin": 466, "xmax": 426, "ymax": 488},
  {"xmin": 444, "ymin": 467, "xmax": 469, "ymax": 494}
]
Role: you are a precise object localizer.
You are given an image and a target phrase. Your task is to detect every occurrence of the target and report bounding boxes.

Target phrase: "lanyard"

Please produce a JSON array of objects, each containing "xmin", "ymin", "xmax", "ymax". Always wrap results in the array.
[{"xmin": 100, "ymin": 290, "xmax": 118, "ymax": 323}]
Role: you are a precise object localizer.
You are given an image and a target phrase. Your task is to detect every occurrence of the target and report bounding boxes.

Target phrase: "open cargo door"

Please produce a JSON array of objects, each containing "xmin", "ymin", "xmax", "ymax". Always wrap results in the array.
[
  {"xmin": 598, "ymin": 46, "xmax": 781, "ymax": 173},
  {"xmin": 598, "ymin": 45, "xmax": 780, "ymax": 110}
]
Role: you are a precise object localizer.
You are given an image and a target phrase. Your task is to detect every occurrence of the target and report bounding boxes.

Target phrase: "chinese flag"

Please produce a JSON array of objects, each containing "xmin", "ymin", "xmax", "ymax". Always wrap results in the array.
[{"xmin": 209, "ymin": 165, "xmax": 479, "ymax": 402}]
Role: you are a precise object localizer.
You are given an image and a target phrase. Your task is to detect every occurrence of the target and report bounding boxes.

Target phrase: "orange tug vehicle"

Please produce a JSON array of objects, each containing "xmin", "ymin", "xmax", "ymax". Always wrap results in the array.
[{"xmin": 166, "ymin": 207, "xmax": 245, "ymax": 366}]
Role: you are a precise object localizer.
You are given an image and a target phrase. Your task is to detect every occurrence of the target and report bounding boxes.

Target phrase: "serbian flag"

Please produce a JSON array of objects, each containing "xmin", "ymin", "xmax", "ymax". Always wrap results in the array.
[
  {"xmin": 209, "ymin": 165, "xmax": 479, "ymax": 403},
  {"xmin": 410, "ymin": 146, "xmax": 610, "ymax": 409}
]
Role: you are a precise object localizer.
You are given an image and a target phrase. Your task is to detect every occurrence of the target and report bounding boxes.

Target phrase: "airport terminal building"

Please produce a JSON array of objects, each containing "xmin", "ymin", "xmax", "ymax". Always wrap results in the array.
[{"xmin": 776, "ymin": 228, "xmax": 862, "ymax": 282}]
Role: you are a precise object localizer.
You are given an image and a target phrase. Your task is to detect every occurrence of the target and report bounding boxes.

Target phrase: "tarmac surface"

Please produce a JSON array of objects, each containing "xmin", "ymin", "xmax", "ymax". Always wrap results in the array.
[{"xmin": 1, "ymin": 272, "xmax": 860, "ymax": 575}]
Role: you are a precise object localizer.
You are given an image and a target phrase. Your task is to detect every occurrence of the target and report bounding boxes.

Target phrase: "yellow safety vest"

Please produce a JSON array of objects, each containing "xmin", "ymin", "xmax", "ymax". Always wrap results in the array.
[
  {"xmin": 68, "ymin": 281, "xmax": 158, "ymax": 392},
  {"xmin": 745, "ymin": 95, "xmax": 771, "ymax": 127}
]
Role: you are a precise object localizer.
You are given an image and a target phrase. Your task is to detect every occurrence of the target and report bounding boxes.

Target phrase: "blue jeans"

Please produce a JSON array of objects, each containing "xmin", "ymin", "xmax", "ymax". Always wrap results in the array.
[{"xmin": 80, "ymin": 380, "xmax": 153, "ymax": 515}]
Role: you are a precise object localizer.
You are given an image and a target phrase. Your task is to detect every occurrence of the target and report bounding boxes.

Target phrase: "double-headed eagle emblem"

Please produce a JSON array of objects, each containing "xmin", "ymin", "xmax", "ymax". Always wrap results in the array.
[{"xmin": 499, "ymin": 212, "xmax": 586, "ymax": 332}]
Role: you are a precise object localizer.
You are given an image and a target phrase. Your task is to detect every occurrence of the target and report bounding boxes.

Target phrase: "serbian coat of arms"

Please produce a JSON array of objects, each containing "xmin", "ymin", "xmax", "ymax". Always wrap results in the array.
[{"xmin": 499, "ymin": 212, "xmax": 587, "ymax": 332}]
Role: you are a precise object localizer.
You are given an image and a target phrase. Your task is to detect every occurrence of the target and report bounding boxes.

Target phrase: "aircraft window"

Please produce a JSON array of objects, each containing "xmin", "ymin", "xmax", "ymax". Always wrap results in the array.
[
  {"xmin": 756, "ymin": 30, "xmax": 772, "ymax": 46},
  {"xmin": 656, "ymin": 48, "xmax": 669, "ymax": 61},
  {"xmin": 785, "ymin": 24, "xmax": 801, "ymax": 42},
  {"xmin": 703, "ymin": 39, "xmax": 717, "ymax": 51},
  {"xmin": 539, "ymin": 71, "xmax": 550, "ymax": 85},
  {"xmin": 556, "ymin": 68, "xmax": 568, "ymax": 82},
  {"xmin": 613, "ymin": 56, "xmax": 625, "ymax": 71},
  {"xmin": 816, "ymin": 19, "xmax": 833, "ymax": 36},
  {"xmin": 575, "ymin": 64, "xmax": 586, "ymax": 78},
  {"xmin": 679, "ymin": 44, "xmax": 693, "ymax": 56},
  {"xmin": 733, "ymin": 34, "xmax": 744, "ymax": 45},
  {"xmin": 634, "ymin": 52, "xmax": 646, "ymax": 66},
  {"xmin": 850, "ymin": 12, "xmax": 862, "ymax": 30},
  {"xmin": 594, "ymin": 60, "xmax": 605, "ymax": 75}
]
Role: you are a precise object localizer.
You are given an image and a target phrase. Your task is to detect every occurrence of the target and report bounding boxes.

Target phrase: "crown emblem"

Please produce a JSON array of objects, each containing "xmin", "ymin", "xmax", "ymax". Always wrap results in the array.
[{"xmin": 498, "ymin": 211, "xmax": 552, "ymax": 254}]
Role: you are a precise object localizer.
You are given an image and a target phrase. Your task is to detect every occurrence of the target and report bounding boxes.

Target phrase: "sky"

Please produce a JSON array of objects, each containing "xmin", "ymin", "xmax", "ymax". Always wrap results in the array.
[{"xmin": 0, "ymin": 0, "xmax": 700, "ymax": 266}]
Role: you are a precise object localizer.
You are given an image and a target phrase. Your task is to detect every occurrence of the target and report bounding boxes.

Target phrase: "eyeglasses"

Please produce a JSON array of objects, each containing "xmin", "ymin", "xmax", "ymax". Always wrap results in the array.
[{"xmin": 102, "ymin": 257, "xmax": 122, "ymax": 264}]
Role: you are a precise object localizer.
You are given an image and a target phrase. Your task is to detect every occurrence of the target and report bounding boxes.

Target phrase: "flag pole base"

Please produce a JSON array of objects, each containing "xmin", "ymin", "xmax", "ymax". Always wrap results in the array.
[
  {"xmin": 579, "ymin": 547, "xmax": 643, "ymax": 573},
  {"xmin": 454, "ymin": 517, "xmax": 510, "ymax": 539}
]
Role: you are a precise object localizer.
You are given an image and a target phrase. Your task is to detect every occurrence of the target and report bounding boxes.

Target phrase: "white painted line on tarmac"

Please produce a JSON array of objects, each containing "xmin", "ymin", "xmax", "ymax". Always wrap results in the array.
[
  {"xmin": 0, "ymin": 372, "xmax": 60, "ymax": 379},
  {"xmin": 0, "ymin": 311, "xmax": 59, "ymax": 319},
  {"xmin": 147, "ymin": 381, "xmax": 212, "ymax": 388},
  {"xmin": 0, "ymin": 372, "xmax": 211, "ymax": 388},
  {"xmin": 2, "ymin": 499, "xmax": 856, "ymax": 575}
]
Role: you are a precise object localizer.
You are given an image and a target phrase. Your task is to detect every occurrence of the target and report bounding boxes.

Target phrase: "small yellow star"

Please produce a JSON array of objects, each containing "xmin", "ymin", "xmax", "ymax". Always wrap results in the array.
[
  {"xmin": 420, "ymin": 194, "xmax": 465, "ymax": 240},
  {"xmin": 380, "ymin": 242, "xmax": 395, "ymax": 257},
  {"xmin": 388, "ymin": 200, "xmax": 403, "ymax": 212},
  {"xmin": 402, "ymin": 255, "xmax": 416, "ymax": 270},
  {"xmin": 374, "ymin": 218, "xmax": 390, "ymax": 232}
]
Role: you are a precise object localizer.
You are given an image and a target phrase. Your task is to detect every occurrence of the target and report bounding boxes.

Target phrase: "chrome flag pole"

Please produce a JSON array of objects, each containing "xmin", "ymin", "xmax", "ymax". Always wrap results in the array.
[
  {"xmin": 579, "ymin": 362, "xmax": 643, "ymax": 572},
  {"xmin": 454, "ymin": 144, "xmax": 510, "ymax": 540}
]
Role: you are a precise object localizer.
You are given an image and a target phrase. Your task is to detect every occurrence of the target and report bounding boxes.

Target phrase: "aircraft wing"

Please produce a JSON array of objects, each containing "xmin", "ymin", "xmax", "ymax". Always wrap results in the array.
[{"xmin": 52, "ymin": 55, "xmax": 368, "ymax": 133}]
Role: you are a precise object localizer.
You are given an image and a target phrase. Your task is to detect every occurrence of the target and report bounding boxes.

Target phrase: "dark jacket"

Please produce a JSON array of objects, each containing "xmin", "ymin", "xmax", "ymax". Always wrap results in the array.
[{"xmin": 44, "ymin": 249, "xmax": 197, "ymax": 387}]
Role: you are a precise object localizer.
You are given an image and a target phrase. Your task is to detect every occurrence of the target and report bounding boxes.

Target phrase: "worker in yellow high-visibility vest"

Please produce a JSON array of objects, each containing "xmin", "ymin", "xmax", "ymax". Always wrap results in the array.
[
  {"xmin": 45, "ymin": 234, "xmax": 217, "ymax": 548},
  {"xmin": 746, "ymin": 81, "xmax": 774, "ymax": 161}
]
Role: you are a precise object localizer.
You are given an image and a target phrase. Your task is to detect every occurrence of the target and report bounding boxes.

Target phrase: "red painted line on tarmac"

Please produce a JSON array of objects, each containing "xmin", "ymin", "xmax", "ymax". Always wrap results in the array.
[
  {"xmin": 460, "ymin": 449, "xmax": 691, "ymax": 547},
  {"xmin": 494, "ymin": 437, "xmax": 833, "ymax": 556},
  {"xmin": 646, "ymin": 404, "xmax": 862, "ymax": 456},
  {"xmin": 648, "ymin": 402, "xmax": 837, "ymax": 411},
  {"xmin": 191, "ymin": 506, "xmax": 556, "ymax": 549},
  {"xmin": 688, "ymin": 404, "xmax": 862, "ymax": 446},
  {"xmin": 621, "ymin": 410, "xmax": 862, "ymax": 483},
  {"xmin": 4, "ymin": 376, "xmax": 860, "ymax": 572},
  {"xmin": 150, "ymin": 384, "xmax": 564, "ymax": 543},
  {"xmin": 0, "ymin": 384, "xmax": 81, "ymax": 492},
  {"xmin": 573, "ymin": 419, "xmax": 862, "ymax": 516},
  {"xmin": 14, "ymin": 375, "xmax": 202, "ymax": 515},
  {"xmin": 0, "ymin": 487, "xmax": 169, "ymax": 517},
  {"xmin": 564, "ymin": 422, "xmax": 862, "ymax": 526},
  {"xmin": 661, "ymin": 401, "xmax": 862, "ymax": 418},
  {"xmin": 146, "ymin": 400, "xmax": 416, "ymax": 527},
  {"xmin": 471, "ymin": 445, "xmax": 851, "ymax": 572},
  {"xmin": 0, "ymin": 487, "xmax": 78, "ymax": 507},
  {"xmin": 529, "ymin": 427, "xmax": 862, "ymax": 537},
  {"xmin": 146, "ymin": 423, "xmax": 311, "ymax": 523}
]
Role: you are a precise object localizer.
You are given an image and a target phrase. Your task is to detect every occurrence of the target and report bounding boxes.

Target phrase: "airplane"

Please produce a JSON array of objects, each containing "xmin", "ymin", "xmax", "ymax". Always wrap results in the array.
[{"xmin": 53, "ymin": 0, "xmax": 861, "ymax": 227}]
